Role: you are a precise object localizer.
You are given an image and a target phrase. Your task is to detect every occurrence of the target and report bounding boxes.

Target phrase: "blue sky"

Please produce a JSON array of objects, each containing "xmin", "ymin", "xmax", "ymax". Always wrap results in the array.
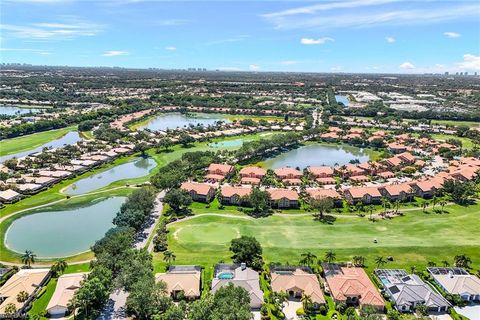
[{"xmin": 1, "ymin": 0, "xmax": 479, "ymax": 73}]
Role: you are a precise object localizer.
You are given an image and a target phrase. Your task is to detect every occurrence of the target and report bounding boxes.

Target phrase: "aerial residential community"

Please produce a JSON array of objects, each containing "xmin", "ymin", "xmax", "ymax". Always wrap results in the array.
[{"xmin": 1, "ymin": 1, "xmax": 480, "ymax": 320}]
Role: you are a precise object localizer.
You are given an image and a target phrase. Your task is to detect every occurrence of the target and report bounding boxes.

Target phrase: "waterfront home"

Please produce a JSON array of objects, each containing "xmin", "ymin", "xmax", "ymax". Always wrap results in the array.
[
  {"xmin": 379, "ymin": 183, "xmax": 415, "ymax": 202},
  {"xmin": 0, "ymin": 189, "xmax": 21, "ymax": 203},
  {"xmin": 323, "ymin": 263, "xmax": 384, "ymax": 311},
  {"xmin": 267, "ymin": 188, "xmax": 299, "ymax": 208},
  {"xmin": 14, "ymin": 183, "xmax": 44, "ymax": 195},
  {"xmin": 271, "ymin": 266, "xmax": 325, "ymax": 307},
  {"xmin": 320, "ymin": 132, "xmax": 339, "ymax": 141},
  {"xmin": 336, "ymin": 165, "xmax": 366, "ymax": 178},
  {"xmin": 239, "ymin": 166, "xmax": 266, "ymax": 180},
  {"xmin": 155, "ymin": 265, "xmax": 201, "ymax": 300},
  {"xmin": 180, "ymin": 182, "xmax": 215, "ymax": 202},
  {"xmin": 274, "ymin": 167, "xmax": 303, "ymax": 180},
  {"xmin": 387, "ymin": 143, "xmax": 408, "ymax": 154},
  {"xmin": 211, "ymin": 263, "xmax": 263, "ymax": 309},
  {"xmin": 307, "ymin": 166, "xmax": 334, "ymax": 178},
  {"xmin": 220, "ymin": 186, "xmax": 252, "ymax": 205},
  {"xmin": 427, "ymin": 267, "xmax": 480, "ymax": 302},
  {"xmin": 0, "ymin": 269, "xmax": 50, "ymax": 318},
  {"xmin": 207, "ymin": 163, "xmax": 234, "ymax": 177},
  {"xmin": 344, "ymin": 187, "xmax": 382, "ymax": 204},
  {"xmin": 374, "ymin": 269, "xmax": 450, "ymax": 313},
  {"xmin": 47, "ymin": 273, "xmax": 88, "ymax": 317}
]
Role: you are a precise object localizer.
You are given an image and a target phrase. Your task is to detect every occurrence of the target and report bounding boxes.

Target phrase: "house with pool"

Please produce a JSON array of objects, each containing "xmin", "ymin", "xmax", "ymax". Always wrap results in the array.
[
  {"xmin": 211, "ymin": 263, "xmax": 263, "ymax": 309},
  {"xmin": 374, "ymin": 269, "xmax": 450, "ymax": 313},
  {"xmin": 427, "ymin": 267, "xmax": 480, "ymax": 302}
]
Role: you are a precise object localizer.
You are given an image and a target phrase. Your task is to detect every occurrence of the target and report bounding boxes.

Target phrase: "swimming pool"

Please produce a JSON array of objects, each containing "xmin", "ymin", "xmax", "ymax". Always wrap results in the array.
[{"xmin": 218, "ymin": 272, "xmax": 234, "ymax": 280}]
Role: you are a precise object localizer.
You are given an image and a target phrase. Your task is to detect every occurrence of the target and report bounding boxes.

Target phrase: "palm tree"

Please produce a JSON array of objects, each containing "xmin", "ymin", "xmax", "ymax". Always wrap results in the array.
[
  {"xmin": 353, "ymin": 256, "xmax": 366, "ymax": 267},
  {"xmin": 374, "ymin": 256, "xmax": 387, "ymax": 268},
  {"xmin": 301, "ymin": 294, "xmax": 313, "ymax": 314},
  {"xmin": 442, "ymin": 260, "xmax": 450, "ymax": 267},
  {"xmin": 367, "ymin": 205, "xmax": 375, "ymax": 219},
  {"xmin": 300, "ymin": 252, "xmax": 317, "ymax": 267},
  {"xmin": 410, "ymin": 265, "xmax": 417, "ymax": 274},
  {"xmin": 325, "ymin": 250, "xmax": 336, "ymax": 264},
  {"xmin": 381, "ymin": 197, "xmax": 389, "ymax": 216},
  {"xmin": 51, "ymin": 259, "xmax": 68, "ymax": 276},
  {"xmin": 439, "ymin": 200, "xmax": 447, "ymax": 212},
  {"xmin": 21, "ymin": 250, "xmax": 36, "ymax": 268},
  {"xmin": 421, "ymin": 199, "xmax": 429, "ymax": 212},
  {"xmin": 454, "ymin": 254, "xmax": 472, "ymax": 268},
  {"xmin": 163, "ymin": 250, "xmax": 176, "ymax": 265},
  {"xmin": 394, "ymin": 200, "xmax": 401, "ymax": 214},
  {"xmin": 16, "ymin": 291, "xmax": 29, "ymax": 303},
  {"xmin": 432, "ymin": 196, "xmax": 438, "ymax": 211},
  {"xmin": 427, "ymin": 261, "xmax": 437, "ymax": 267}
]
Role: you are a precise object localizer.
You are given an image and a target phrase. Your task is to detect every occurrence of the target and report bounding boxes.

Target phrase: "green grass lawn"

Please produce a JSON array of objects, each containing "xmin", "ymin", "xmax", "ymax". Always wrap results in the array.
[
  {"xmin": 430, "ymin": 133, "xmax": 475, "ymax": 150},
  {"xmin": 0, "ymin": 126, "xmax": 77, "ymax": 156},
  {"xmin": 155, "ymin": 203, "xmax": 480, "ymax": 273}
]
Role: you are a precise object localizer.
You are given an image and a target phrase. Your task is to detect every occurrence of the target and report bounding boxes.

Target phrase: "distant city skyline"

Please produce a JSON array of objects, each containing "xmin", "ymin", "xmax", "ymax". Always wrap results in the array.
[{"xmin": 1, "ymin": 0, "xmax": 480, "ymax": 74}]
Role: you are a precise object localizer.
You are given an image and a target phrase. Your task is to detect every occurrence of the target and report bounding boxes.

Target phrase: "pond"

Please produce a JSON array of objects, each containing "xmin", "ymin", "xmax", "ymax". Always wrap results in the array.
[
  {"xmin": 0, "ymin": 105, "xmax": 42, "ymax": 116},
  {"xmin": 209, "ymin": 139, "xmax": 244, "ymax": 148},
  {"xmin": 139, "ymin": 112, "xmax": 231, "ymax": 131},
  {"xmin": 262, "ymin": 143, "xmax": 371, "ymax": 169},
  {"xmin": 4, "ymin": 197, "xmax": 125, "ymax": 258},
  {"xmin": 0, "ymin": 131, "xmax": 83, "ymax": 163},
  {"xmin": 64, "ymin": 157, "xmax": 156, "ymax": 195},
  {"xmin": 335, "ymin": 95, "xmax": 350, "ymax": 107}
]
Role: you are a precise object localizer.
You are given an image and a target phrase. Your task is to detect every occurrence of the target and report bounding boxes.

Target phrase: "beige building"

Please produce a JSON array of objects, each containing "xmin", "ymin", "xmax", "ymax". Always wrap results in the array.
[
  {"xmin": 155, "ymin": 266, "xmax": 201, "ymax": 300},
  {"xmin": 46, "ymin": 272, "xmax": 88, "ymax": 316}
]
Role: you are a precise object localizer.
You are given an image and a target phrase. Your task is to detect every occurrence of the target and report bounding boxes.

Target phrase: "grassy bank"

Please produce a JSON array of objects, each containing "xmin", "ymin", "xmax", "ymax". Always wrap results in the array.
[{"xmin": 0, "ymin": 126, "xmax": 77, "ymax": 157}]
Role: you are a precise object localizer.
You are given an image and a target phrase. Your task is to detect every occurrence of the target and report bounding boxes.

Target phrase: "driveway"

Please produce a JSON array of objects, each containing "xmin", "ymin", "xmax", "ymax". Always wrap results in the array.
[{"xmin": 282, "ymin": 300, "xmax": 302, "ymax": 320}]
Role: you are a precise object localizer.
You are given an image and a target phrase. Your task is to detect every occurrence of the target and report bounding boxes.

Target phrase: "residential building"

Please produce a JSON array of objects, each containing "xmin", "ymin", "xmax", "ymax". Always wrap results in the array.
[
  {"xmin": 271, "ymin": 266, "xmax": 325, "ymax": 307},
  {"xmin": 211, "ymin": 263, "xmax": 263, "ymax": 309},
  {"xmin": 155, "ymin": 265, "xmax": 202, "ymax": 300},
  {"xmin": 323, "ymin": 263, "xmax": 384, "ymax": 310},
  {"xmin": 428, "ymin": 267, "xmax": 480, "ymax": 301},
  {"xmin": 374, "ymin": 269, "xmax": 450, "ymax": 313},
  {"xmin": 180, "ymin": 182, "xmax": 215, "ymax": 202},
  {"xmin": 344, "ymin": 187, "xmax": 382, "ymax": 204},
  {"xmin": 267, "ymin": 188, "xmax": 299, "ymax": 208},
  {"xmin": 220, "ymin": 186, "xmax": 252, "ymax": 205},
  {"xmin": 47, "ymin": 273, "xmax": 88, "ymax": 316}
]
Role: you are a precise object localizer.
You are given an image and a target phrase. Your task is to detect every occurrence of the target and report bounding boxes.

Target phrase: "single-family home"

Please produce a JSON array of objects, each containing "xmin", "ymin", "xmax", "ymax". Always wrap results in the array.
[
  {"xmin": 271, "ymin": 266, "xmax": 325, "ymax": 307},
  {"xmin": 427, "ymin": 267, "xmax": 480, "ymax": 302},
  {"xmin": 47, "ymin": 273, "xmax": 88, "ymax": 317},
  {"xmin": 180, "ymin": 182, "xmax": 215, "ymax": 202},
  {"xmin": 0, "ymin": 189, "xmax": 21, "ymax": 203},
  {"xmin": 374, "ymin": 269, "xmax": 450, "ymax": 313},
  {"xmin": 0, "ymin": 269, "xmax": 50, "ymax": 317},
  {"xmin": 211, "ymin": 263, "xmax": 263, "ymax": 309},
  {"xmin": 323, "ymin": 263, "xmax": 384, "ymax": 310},
  {"xmin": 155, "ymin": 265, "xmax": 201, "ymax": 300}
]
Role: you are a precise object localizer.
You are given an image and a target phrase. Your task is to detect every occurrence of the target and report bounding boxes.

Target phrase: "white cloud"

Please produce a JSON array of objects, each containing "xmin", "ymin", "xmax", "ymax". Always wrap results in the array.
[
  {"xmin": 385, "ymin": 36, "xmax": 395, "ymax": 43},
  {"xmin": 0, "ymin": 47, "xmax": 51, "ymax": 55},
  {"xmin": 155, "ymin": 19, "xmax": 188, "ymax": 26},
  {"xmin": 456, "ymin": 54, "xmax": 480, "ymax": 70},
  {"xmin": 165, "ymin": 46, "xmax": 176, "ymax": 51},
  {"xmin": 330, "ymin": 66, "xmax": 343, "ymax": 72},
  {"xmin": 0, "ymin": 19, "xmax": 102, "ymax": 40},
  {"xmin": 262, "ymin": 3, "xmax": 480, "ymax": 30},
  {"xmin": 249, "ymin": 64, "xmax": 260, "ymax": 71},
  {"xmin": 444, "ymin": 31, "xmax": 461, "ymax": 38},
  {"xmin": 102, "ymin": 50, "xmax": 129, "ymax": 57},
  {"xmin": 301, "ymin": 37, "xmax": 334, "ymax": 45},
  {"xmin": 399, "ymin": 62, "xmax": 416, "ymax": 69}
]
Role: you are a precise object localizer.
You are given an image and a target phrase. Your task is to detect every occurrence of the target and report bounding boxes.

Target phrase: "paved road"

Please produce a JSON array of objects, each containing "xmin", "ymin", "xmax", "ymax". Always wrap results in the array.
[{"xmin": 97, "ymin": 191, "xmax": 164, "ymax": 320}]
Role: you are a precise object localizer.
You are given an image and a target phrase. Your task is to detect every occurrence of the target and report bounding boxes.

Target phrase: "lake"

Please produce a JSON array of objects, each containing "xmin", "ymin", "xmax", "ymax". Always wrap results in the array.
[
  {"xmin": 64, "ymin": 157, "xmax": 156, "ymax": 195},
  {"xmin": 0, "ymin": 105, "xmax": 42, "ymax": 116},
  {"xmin": 335, "ymin": 95, "xmax": 350, "ymax": 107},
  {"xmin": 209, "ymin": 139, "xmax": 244, "ymax": 148},
  {"xmin": 0, "ymin": 131, "xmax": 83, "ymax": 163},
  {"xmin": 262, "ymin": 144, "xmax": 371, "ymax": 169},
  {"xmin": 139, "ymin": 112, "xmax": 231, "ymax": 131},
  {"xmin": 5, "ymin": 197, "xmax": 125, "ymax": 258}
]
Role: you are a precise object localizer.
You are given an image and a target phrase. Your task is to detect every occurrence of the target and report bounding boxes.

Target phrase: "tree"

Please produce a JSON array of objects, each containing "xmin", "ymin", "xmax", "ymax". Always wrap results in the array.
[
  {"xmin": 164, "ymin": 188, "xmax": 192, "ymax": 214},
  {"xmin": 4, "ymin": 303, "xmax": 16, "ymax": 319},
  {"xmin": 151, "ymin": 170, "xmax": 185, "ymax": 190},
  {"xmin": 299, "ymin": 252, "xmax": 317, "ymax": 267},
  {"xmin": 134, "ymin": 142, "xmax": 149, "ymax": 157},
  {"xmin": 387, "ymin": 309, "xmax": 400, "ymax": 320},
  {"xmin": 230, "ymin": 236, "xmax": 263, "ymax": 270},
  {"xmin": 325, "ymin": 250, "xmax": 336, "ymax": 264},
  {"xmin": 16, "ymin": 291, "xmax": 29, "ymax": 303},
  {"xmin": 375, "ymin": 256, "xmax": 387, "ymax": 268},
  {"xmin": 126, "ymin": 276, "xmax": 171, "ymax": 320},
  {"xmin": 72, "ymin": 275, "xmax": 111, "ymax": 318},
  {"xmin": 51, "ymin": 259, "xmax": 68, "ymax": 276},
  {"xmin": 353, "ymin": 255, "xmax": 366, "ymax": 267},
  {"xmin": 454, "ymin": 254, "xmax": 472, "ymax": 268},
  {"xmin": 421, "ymin": 200, "xmax": 429, "ymax": 212},
  {"xmin": 178, "ymin": 133, "xmax": 194, "ymax": 147},
  {"xmin": 163, "ymin": 250, "xmax": 176, "ymax": 265},
  {"xmin": 21, "ymin": 250, "xmax": 36, "ymax": 268},
  {"xmin": 248, "ymin": 187, "xmax": 271, "ymax": 215},
  {"xmin": 156, "ymin": 137, "xmax": 173, "ymax": 152},
  {"xmin": 301, "ymin": 294, "xmax": 313, "ymax": 314},
  {"xmin": 310, "ymin": 196, "xmax": 334, "ymax": 221},
  {"xmin": 416, "ymin": 304, "xmax": 428, "ymax": 316},
  {"xmin": 439, "ymin": 200, "xmax": 447, "ymax": 212},
  {"xmin": 210, "ymin": 283, "xmax": 252, "ymax": 320}
]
